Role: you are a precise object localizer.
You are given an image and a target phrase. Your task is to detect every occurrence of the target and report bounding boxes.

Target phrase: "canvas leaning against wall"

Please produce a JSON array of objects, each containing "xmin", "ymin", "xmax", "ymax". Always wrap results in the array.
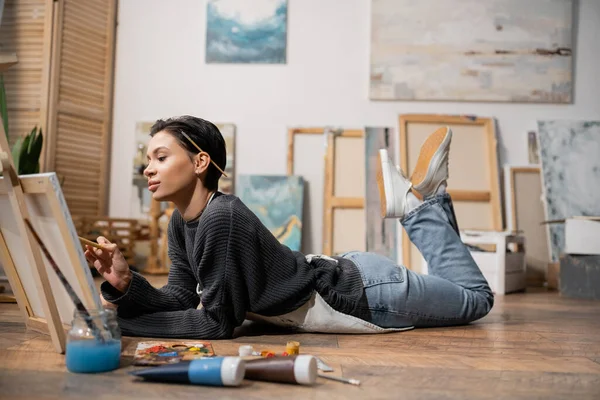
[
  {"xmin": 237, "ymin": 175, "xmax": 304, "ymax": 251},
  {"xmin": 206, "ymin": 0, "xmax": 287, "ymax": 64},
  {"xmin": 365, "ymin": 127, "xmax": 397, "ymax": 261},
  {"xmin": 131, "ymin": 121, "xmax": 155, "ymax": 220},
  {"xmin": 216, "ymin": 123, "xmax": 236, "ymax": 195},
  {"xmin": 370, "ymin": 0, "xmax": 574, "ymax": 103},
  {"xmin": 537, "ymin": 120, "xmax": 600, "ymax": 262}
]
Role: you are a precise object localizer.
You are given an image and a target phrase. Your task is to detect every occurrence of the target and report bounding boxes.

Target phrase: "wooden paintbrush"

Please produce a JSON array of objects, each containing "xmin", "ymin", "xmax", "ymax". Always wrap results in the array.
[
  {"xmin": 78, "ymin": 236, "xmax": 105, "ymax": 250},
  {"xmin": 24, "ymin": 219, "xmax": 106, "ymax": 342},
  {"xmin": 318, "ymin": 373, "xmax": 361, "ymax": 386},
  {"xmin": 180, "ymin": 131, "xmax": 228, "ymax": 177}
]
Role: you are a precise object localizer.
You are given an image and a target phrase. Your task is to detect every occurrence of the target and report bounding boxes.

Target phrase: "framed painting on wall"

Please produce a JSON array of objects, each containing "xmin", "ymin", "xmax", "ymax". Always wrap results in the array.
[
  {"xmin": 206, "ymin": 0, "xmax": 287, "ymax": 64},
  {"xmin": 370, "ymin": 0, "xmax": 574, "ymax": 103}
]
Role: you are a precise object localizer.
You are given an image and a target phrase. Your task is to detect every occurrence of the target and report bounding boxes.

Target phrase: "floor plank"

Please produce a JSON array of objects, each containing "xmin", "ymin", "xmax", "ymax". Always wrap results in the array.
[{"xmin": 1, "ymin": 289, "xmax": 600, "ymax": 399}]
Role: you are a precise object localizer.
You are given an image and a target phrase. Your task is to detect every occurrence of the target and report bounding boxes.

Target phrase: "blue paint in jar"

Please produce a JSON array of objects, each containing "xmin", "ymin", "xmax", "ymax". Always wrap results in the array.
[
  {"xmin": 66, "ymin": 308, "xmax": 122, "ymax": 374},
  {"xmin": 66, "ymin": 339, "xmax": 122, "ymax": 373}
]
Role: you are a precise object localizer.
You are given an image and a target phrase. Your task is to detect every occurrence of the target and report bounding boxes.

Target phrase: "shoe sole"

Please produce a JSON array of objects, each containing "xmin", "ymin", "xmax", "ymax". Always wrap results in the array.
[
  {"xmin": 410, "ymin": 126, "xmax": 449, "ymax": 193},
  {"xmin": 376, "ymin": 150, "xmax": 393, "ymax": 218}
]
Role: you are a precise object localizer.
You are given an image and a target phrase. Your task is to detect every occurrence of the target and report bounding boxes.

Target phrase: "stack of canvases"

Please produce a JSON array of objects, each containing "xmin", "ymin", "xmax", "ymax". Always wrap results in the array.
[
  {"xmin": 283, "ymin": 121, "xmax": 524, "ymax": 298},
  {"xmin": 244, "ymin": 120, "xmax": 526, "ymax": 297},
  {"xmin": 536, "ymin": 121, "xmax": 600, "ymax": 300}
]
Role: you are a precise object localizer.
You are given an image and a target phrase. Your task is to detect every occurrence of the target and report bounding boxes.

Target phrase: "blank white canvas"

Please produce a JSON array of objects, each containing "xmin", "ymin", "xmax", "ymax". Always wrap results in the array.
[{"xmin": 293, "ymin": 134, "xmax": 325, "ymax": 254}]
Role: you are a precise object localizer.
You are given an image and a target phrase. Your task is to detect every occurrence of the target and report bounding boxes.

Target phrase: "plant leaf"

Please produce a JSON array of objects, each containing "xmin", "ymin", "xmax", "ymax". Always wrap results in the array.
[
  {"xmin": 27, "ymin": 126, "xmax": 38, "ymax": 153},
  {"xmin": 11, "ymin": 137, "xmax": 22, "ymax": 173},
  {"xmin": 9, "ymin": 127, "xmax": 44, "ymax": 175},
  {"xmin": 30, "ymin": 127, "xmax": 43, "ymax": 160},
  {"xmin": 19, "ymin": 134, "xmax": 32, "ymax": 174}
]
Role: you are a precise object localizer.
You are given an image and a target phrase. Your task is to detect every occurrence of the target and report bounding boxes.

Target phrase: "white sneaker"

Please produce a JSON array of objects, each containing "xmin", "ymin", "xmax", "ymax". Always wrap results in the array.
[
  {"xmin": 411, "ymin": 126, "xmax": 452, "ymax": 198},
  {"xmin": 377, "ymin": 149, "xmax": 413, "ymax": 219}
]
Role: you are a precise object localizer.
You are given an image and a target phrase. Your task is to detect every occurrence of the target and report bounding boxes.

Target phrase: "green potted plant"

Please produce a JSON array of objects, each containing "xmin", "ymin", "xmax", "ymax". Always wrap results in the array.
[{"xmin": 11, "ymin": 126, "xmax": 43, "ymax": 174}]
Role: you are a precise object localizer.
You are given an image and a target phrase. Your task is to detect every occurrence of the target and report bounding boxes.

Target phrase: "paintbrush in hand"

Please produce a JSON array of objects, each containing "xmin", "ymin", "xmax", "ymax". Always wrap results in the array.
[
  {"xmin": 24, "ymin": 219, "xmax": 107, "ymax": 343},
  {"xmin": 78, "ymin": 236, "xmax": 106, "ymax": 250}
]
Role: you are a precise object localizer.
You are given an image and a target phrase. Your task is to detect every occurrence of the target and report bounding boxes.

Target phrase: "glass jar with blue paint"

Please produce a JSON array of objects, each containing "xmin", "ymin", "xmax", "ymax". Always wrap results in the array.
[{"xmin": 66, "ymin": 309, "xmax": 122, "ymax": 373}]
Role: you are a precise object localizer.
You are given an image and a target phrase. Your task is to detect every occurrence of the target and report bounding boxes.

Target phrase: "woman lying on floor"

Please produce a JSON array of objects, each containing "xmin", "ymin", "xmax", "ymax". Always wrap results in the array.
[{"xmin": 86, "ymin": 116, "xmax": 494, "ymax": 339}]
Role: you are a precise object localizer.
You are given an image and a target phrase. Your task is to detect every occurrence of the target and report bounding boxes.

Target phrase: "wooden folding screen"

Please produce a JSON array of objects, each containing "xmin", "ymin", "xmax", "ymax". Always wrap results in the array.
[
  {"xmin": 45, "ymin": 0, "xmax": 117, "ymax": 216},
  {"xmin": 0, "ymin": 0, "xmax": 54, "ymax": 146},
  {"xmin": 0, "ymin": 0, "xmax": 117, "ymax": 216}
]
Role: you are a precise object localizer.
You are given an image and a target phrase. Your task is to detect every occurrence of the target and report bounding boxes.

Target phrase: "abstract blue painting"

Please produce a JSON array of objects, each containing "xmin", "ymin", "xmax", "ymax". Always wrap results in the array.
[
  {"xmin": 237, "ymin": 175, "xmax": 304, "ymax": 251},
  {"xmin": 206, "ymin": 0, "xmax": 287, "ymax": 64},
  {"xmin": 537, "ymin": 120, "xmax": 600, "ymax": 261}
]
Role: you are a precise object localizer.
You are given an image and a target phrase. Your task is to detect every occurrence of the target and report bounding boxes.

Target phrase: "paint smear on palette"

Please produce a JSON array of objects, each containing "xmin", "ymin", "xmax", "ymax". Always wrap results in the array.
[
  {"xmin": 133, "ymin": 341, "xmax": 215, "ymax": 366},
  {"xmin": 537, "ymin": 120, "xmax": 600, "ymax": 261},
  {"xmin": 365, "ymin": 127, "xmax": 397, "ymax": 261},
  {"xmin": 237, "ymin": 175, "xmax": 304, "ymax": 251}
]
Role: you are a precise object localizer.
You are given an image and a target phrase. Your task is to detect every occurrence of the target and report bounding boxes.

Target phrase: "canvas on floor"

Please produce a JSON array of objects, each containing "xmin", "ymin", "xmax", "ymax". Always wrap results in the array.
[
  {"xmin": 237, "ymin": 175, "xmax": 304, "ymax": 251},
  {"xmin": 206, "ymin": 0, "xmax": 287, "ymax": 64},
  {"xmin": 370, "ymin": 0, "xmax": 573, "ymax": 102}
]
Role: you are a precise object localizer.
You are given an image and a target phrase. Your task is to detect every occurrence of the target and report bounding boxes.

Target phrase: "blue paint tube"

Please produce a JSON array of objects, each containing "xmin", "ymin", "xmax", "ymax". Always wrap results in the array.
[{"xmin": 130, "ymin": 357, "xmax": 245, "ymax": 387}]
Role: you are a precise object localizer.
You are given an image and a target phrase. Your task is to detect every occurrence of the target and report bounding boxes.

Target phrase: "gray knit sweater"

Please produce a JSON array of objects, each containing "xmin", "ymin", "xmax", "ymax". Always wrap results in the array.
[{"xmin": 101, "ymin": 193, "xmax": 370, "ymax": 339}]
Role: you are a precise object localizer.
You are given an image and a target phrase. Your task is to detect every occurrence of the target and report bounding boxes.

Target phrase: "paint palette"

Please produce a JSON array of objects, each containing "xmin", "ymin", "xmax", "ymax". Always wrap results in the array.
[{"xmin": 133, "ymin": 341, "xmax": 215, "ymax": 366}]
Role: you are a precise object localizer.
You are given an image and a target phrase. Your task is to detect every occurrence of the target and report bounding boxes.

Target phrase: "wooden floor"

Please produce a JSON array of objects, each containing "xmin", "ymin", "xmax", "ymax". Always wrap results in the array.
[{"xmin": 1, "ymin": 288, "xmax": 600, "ymax": 399}]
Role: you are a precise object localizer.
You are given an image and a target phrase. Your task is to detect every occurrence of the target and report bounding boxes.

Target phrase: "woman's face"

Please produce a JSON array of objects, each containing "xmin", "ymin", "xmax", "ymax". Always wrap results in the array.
[{"xmin": 144, "ymin": 131, "xmax": 198, "ymax": 202}]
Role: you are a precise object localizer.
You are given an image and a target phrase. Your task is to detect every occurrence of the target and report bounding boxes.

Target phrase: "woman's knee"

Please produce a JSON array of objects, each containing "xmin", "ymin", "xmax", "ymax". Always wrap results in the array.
[{"xmin": 470, "ymin": 291, "xmax": 494, "ymax": 322}]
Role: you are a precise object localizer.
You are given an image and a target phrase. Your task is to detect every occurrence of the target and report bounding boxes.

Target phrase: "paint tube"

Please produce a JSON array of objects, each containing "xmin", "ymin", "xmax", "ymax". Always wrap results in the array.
[
  {"xmin": 244, "ymin": 355, "xmax": 317, "ymax": 385},
  {"xmin": 130, "ymin": 357, "xmax": 245, "ymax": 387}
]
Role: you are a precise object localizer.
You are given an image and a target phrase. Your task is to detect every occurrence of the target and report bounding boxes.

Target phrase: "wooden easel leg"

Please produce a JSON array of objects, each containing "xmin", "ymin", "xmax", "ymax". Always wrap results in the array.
[{"xmin": 0, "ymin": 283, "xmax": 16, "ymax": 302}]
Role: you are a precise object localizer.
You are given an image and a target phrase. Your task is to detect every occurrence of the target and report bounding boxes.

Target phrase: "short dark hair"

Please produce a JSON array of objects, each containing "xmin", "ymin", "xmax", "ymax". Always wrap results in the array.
[{"xmin": 150, "ymin": 115, "xmax": 226, "ymax": 191}]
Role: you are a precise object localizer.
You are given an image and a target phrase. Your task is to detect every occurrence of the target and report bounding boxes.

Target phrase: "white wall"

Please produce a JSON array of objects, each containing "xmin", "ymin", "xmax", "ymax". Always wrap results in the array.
[{"xmin": 110, "ymin": 0, "xmax": 600, "ymax": 220}]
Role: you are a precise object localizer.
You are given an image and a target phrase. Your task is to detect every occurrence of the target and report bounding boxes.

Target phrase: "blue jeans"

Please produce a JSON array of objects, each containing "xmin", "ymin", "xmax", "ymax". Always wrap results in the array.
[{"xmin": 342, "ymin": 194, "xmax": 494, "ymax": 328}]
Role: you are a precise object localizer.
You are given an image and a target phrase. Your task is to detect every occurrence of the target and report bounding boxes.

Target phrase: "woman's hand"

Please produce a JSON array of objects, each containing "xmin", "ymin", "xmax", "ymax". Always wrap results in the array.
[{"xmin": 84, "ymin": 236, "xmax": 132, "ymax": 293}]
